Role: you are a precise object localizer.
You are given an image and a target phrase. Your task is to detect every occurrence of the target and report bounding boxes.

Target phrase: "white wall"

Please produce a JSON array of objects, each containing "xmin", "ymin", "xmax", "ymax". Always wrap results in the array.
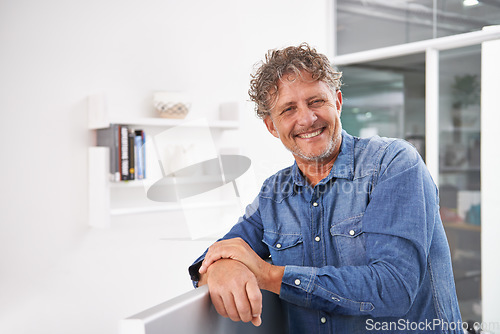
[{"xmin": 0, "ymin": 1, "xmax": 329, "ymax": 333}]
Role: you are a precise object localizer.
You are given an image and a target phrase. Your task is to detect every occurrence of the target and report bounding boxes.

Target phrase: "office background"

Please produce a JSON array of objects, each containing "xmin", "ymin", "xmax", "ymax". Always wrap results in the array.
[{"xmin": 1, "ymin": 1, "xmax": 499, "ymax": 333}]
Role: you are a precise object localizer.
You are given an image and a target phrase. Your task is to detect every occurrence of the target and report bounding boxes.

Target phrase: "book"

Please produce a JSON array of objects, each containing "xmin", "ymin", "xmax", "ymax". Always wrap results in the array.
[
  {"xmin": 97, "ymin": 125, "xmax": 146, "ymax": 182},
  {"xmin": 128, "ymin": 129, "xmax": 135, "ymax": 180},
  {"xmin": 96, "ymin": 124, "xmax": 120, "ymax": 181},
  {"xmin": 120, "ymin": 126, "xmax": 130, "ymax": 180},
  {"xmin": 134, "ymin": 130, "xmax": 146, "ymax": 180}
]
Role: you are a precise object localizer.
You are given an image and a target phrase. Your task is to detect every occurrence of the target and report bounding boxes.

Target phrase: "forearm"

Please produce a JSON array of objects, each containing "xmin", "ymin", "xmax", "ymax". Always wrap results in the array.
[
  {"xmin": 280, "ymin": 261, "xmax": 416, "ymax": 318},
  {"xmin": 259, "ymin": 263, "xmax": 285, "ymax": 295}
]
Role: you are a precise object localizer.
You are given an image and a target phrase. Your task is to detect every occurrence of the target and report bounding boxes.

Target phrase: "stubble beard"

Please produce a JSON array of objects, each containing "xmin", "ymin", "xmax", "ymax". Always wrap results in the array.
[{"xmin": 286, "ymin": 120, "xmax": 342, "ymax": 163}]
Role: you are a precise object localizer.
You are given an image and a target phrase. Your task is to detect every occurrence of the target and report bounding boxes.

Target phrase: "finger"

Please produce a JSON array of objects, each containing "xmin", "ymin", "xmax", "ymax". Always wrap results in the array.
[
  {"xmin": 200, "ymin": 238, "xmax": 253, "ymax": 274},
  {"xmin": 199, "ymin": 254, "xmax": 214, "ymax": 274},
  {"xmin": 200, "ymin": 244, "xmax": 229, "ymax": 274},
  {"xmin": 200, "ymin": 243, "xmax": 240, "ymax": 274},
  {"xmin": 199, "ymin": 255, "xmax": 217, "ymax": 274},
  {"xmin": 210, "ymin": 291, "xmax": 228, "ymax": 318},
  {"xmin": 222, "ymin": 291, "xmax": 241, "ymax": 322},
  {"xmin": 232, "ymin": 289, "xmax": 253, "ymax": 323},
  {"xmin": 251, "ymin": 315, "xmax": 262, "ymax": 327},
  {"xmin": 246, "ymin": 282, "xmax": 263, "ymax": 326}
]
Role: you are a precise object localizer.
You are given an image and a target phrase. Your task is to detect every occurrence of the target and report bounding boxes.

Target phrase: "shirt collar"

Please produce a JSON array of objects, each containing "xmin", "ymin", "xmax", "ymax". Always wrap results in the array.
[
  {"xmin": 291, "ymin": 162, "xmax": 306, "ymax": 187},
  {"xmin": 329, "ymin": 130, "xmax": 355, "ymax": 181},
  {"xmin": 291, "ymin": 130, "xmax": 355, "ymax": 188}
]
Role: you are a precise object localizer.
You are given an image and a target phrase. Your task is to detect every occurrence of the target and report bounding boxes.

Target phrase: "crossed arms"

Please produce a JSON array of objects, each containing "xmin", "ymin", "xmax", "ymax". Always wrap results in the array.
[
  {"xmin": 193, "ymin": 141, "xmax": 444, "ymax": 327},
  {"xmin": 197, "ymin": 237, "xmax": 284, "ymax": 327}
]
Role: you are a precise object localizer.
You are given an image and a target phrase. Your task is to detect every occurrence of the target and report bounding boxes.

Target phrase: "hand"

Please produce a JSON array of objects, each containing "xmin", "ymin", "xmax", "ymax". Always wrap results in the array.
[
  {"xmin": 199, "ymin": 259, "xmax": 262, "ymax": 327},
  {"xmin": 199, "ymin": 238, "xmax": 284, "ymax": 294}
]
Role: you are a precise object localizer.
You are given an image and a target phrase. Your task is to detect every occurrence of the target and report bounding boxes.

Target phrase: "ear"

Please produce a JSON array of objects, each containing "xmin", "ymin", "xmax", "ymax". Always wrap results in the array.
[
  {"xmin": 263, "ymin": 116, "xmax": 280, "ymax": 138},
  {"xmin": 335, "ymin": 90, "xmax": 343, "ymax": 115}
]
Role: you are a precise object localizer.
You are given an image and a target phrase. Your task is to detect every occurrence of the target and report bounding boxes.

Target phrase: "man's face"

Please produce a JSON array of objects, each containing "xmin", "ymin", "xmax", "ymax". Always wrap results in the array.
[{"xmin": 263, "ymin": 70, "xmax": 343, "ymax": 164}]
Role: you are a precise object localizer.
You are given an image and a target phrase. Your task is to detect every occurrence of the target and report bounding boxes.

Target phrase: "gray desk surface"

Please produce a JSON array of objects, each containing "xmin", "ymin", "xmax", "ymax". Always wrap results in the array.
[{"xmin": 120, "ymin": 285, "xmax": 287, "ymax": 334}]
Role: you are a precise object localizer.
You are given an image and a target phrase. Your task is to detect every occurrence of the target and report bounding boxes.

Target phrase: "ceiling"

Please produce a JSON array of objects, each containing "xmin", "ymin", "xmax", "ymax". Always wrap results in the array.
[
  {"xmin": 336, "ymin": 0, "xmax": 500, "ymax": 54},
  {"xmin": 337, "ymin": 0, "xmax": 500, "ymax": 34}
]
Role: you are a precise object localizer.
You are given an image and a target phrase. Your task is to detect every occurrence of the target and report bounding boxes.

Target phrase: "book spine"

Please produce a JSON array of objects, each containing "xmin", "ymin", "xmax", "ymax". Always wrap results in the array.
[
  {"xmin": 112, "ymin": 124, "xmax": 120, "ymax": 181},
  {"xmin": 120, "ymin": 126, "xmax": 130, "ymax": 180},
  {"xmin": 128, "ymin": 130, "xmax": 135, "ymax": 180},
  {"xmin": 142, "ymin": 131, "xmax": 146, "ymax": 179},
  {"xmin": 96, "ymin": 124, "xmax": 120, "ymax": 182},
  {"xmin": 134, "ymin": 130, "xmax": 145, "ymax": 180}
]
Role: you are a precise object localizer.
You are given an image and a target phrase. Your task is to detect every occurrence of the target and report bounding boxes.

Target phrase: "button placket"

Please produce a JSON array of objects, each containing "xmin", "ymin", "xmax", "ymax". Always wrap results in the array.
[{"xmin": 311, "ymin": 196, "xmax": 324, "ymax": 267}]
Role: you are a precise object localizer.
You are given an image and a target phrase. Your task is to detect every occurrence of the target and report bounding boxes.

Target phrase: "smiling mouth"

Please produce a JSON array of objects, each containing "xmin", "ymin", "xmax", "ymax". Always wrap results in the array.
[{"xmin": 296, "ymin": 128, "xmax": 324, "ymax": 139}]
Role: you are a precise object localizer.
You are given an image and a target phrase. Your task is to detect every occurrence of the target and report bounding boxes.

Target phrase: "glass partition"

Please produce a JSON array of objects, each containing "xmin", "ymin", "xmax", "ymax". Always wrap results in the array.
[
  {"xmin": 339, "ymin": 53, "xmax": 426, "ymax": 158},
  {"xmin": 439, "ymin": 45, "xmax": 481, "ymax": 323},
  {"xmin": 339, "ymin": 44, "xmax": 483, "ymax": 323},
  {"xmin": 336, "ymin": 0, "xmax": 500, "ymax": 55}
]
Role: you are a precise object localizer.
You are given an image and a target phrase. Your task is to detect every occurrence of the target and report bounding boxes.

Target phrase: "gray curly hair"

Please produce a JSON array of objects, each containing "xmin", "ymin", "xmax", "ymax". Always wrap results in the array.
[{"xmin": 248, "ymin": 43, "xmax": 342, "ymax": 119}]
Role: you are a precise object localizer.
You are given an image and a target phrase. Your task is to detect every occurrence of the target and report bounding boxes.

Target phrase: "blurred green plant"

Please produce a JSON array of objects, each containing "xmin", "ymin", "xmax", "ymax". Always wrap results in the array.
[{"xmin": 451, "ymin": 74, "xmax": 480, "ymax": 108}]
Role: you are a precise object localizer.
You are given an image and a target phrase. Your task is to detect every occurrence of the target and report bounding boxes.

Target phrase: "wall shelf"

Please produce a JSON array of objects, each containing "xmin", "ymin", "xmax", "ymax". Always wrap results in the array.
[
  {"xmin": 109, "ymin": 175, "xmax": 228, "ymax": 188},
  {"xmin": 89, "ymin": 116, "xmax": 240, "ymax": 130},
  {"xmin": 110, "ymin": 200, "xmax": 238, "ymax": 216},
  {"xmin": 88, "ymin": 95, "xmax": 241, "ymax": 228},
  {"xmin": 87, "ymin": 93, "xmax": 240, "ymax": 130}
]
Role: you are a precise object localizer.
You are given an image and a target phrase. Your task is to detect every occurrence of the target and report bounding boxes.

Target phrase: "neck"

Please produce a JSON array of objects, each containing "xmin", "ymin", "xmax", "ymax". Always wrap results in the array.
[{"xmin": 295, "ymin": 150, "xmax": 340, "ymax": 187}]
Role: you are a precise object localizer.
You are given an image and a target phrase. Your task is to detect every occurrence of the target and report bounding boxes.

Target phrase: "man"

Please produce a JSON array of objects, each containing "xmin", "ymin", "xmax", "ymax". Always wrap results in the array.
[{"xmin": 189, "ymin": 43, "xmax": 462, "ymax": 333}]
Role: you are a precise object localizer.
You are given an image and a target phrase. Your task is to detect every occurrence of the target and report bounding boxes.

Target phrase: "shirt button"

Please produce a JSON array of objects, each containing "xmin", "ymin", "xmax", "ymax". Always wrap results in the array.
[
  {"xmin": 315, "ymin": 236, "xmax": 320, "ymax": 242},
  {"xmin": 321, "ymin": 317, "xmax": 327, "ymax": 324},
  {"xmin": 312, "ymin": 202, "xmax": 318, "ymax": 207},
  {"xmin": 276, "ymin": 243, "xmax": 282, "ymax": 249},
  {"xmin": 349, "ymin": 230, "xmax": 355, "ymax": 236},
  {"xmin": 294, "ymin": 279, "xmax": 301, "ymax": 286}
]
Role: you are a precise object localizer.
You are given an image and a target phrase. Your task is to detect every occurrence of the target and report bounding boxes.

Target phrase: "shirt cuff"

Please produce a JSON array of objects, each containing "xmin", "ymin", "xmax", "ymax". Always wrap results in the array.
[
  {"xmin": 188, "ymin": 260, "xmax": 203, "ymax": 286},
  {"xmin": 280, "ymin": 265, "xmax": 318, "ymax": 307}
]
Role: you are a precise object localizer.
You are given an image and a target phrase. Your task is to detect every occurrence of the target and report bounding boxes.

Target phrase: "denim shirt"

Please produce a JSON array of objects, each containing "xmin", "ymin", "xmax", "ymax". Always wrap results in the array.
[{"xmin": 191, "ymin": 131, "xmax": 462, "ymax": 334}]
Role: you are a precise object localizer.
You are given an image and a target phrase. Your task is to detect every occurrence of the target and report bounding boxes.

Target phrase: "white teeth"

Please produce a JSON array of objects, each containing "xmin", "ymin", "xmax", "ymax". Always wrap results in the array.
[{"xmin": 298, "ymin": 129, "xmax": 322, "ymax": 139}]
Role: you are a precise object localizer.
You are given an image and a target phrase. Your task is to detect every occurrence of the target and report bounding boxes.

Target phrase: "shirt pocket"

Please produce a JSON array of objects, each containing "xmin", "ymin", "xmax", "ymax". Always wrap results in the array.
[
  {"xmin": 330, "ymin": 215, "xmax": 366, "ymax": 266},
  {"xmin": 262, "ymin": 231, "xmax": 304, "ymax": 266}
]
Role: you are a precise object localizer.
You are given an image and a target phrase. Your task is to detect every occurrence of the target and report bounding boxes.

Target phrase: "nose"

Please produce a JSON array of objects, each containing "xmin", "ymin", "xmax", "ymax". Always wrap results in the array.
[{"xmin": 296, "ymin": 103, "xmax": 317, "ymax": 127}]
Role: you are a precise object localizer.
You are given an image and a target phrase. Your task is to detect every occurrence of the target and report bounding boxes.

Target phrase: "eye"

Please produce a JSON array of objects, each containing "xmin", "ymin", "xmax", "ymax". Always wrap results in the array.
[
  {"xmin": 309, "ymin": 99, "xmax": 325, "ymax": 108},
  {"xmin": 281, "ymin": 106, "xmax": 295, "ymax": 115}
]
